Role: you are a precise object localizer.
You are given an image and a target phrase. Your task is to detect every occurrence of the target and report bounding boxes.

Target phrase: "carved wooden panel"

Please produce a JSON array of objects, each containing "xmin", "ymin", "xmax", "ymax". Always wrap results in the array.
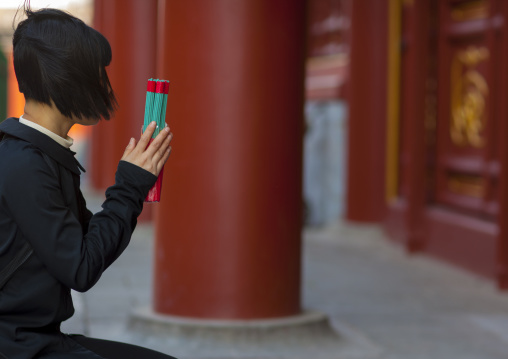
[{"xmin": 434, "ymin": 0, "xmax": 499, "ymax": 218}]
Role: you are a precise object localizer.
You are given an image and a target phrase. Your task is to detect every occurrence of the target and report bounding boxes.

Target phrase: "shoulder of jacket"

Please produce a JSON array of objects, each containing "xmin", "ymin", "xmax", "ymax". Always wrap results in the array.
[{"xmin": 0, "ymin": 138, "xmax": 54, "ymax": 174}]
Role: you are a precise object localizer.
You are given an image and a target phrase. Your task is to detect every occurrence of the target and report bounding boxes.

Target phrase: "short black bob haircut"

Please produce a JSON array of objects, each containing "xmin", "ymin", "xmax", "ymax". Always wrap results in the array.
[{"xmin": 13, "ymin": 5, "xmax": 117, "ymax": 120}]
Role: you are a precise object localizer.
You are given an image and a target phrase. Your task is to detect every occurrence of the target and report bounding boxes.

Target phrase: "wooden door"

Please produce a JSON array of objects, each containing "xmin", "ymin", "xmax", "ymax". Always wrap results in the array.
[
  {"xmin": 435, "ymin": 0, "xmax": 498, "ymax": 219},
  {"xmin": 423, "ymin": 0, "xmax": 508, "ymax": 280},
  {"xmin": 387, "ymin": 0, "xmax": 508, "ymax": 282}
]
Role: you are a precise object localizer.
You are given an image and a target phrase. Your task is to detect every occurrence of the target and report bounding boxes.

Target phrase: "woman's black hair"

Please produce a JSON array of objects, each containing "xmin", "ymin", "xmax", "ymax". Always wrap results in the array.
[{"xmin": 12, "ymin": 4, "xmax": 117, "ymax": 120}]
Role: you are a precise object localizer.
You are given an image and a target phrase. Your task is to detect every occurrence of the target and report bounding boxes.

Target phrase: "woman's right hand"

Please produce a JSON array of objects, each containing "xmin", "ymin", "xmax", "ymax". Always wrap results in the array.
[{"xmin": 121, "ymin": 121, "xmax": 173, "ymax": 176}]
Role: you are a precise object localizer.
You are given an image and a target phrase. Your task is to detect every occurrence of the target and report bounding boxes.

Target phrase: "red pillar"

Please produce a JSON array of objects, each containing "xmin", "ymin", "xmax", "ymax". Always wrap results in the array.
[
  {"xmin": 90, "ymin": 0, "xmax": 158, "ymax": 191},
  {"xmin": 154, "ymin": 0, "xmax": 306, "ymax": 319},
  {"xmin": 496, "ymin": 0, "xmax": 508, "ymax": 289},
  {"xmin": 345, "ymin": 1, "xmax": 388, "ymax": 222}
]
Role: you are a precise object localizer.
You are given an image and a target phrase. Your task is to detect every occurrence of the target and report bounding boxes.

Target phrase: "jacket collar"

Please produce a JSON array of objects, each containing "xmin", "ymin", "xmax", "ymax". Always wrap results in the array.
[{"xmin": 0, "ymin": 117, "xmax": 86, "ymax": 175}]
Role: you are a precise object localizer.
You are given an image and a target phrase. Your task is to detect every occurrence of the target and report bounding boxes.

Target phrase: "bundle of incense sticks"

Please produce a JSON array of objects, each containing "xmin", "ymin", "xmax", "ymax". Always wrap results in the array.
[{"xmin": 143, "ymin": 78, "xmax": 170, "ymax": 202}]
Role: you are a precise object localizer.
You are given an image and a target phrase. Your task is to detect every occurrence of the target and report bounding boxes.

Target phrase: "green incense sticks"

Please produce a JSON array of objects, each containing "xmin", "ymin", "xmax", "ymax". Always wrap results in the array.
[
  {"xmin": 143, "ymin": 78, "xmax": 170, "ymax": 202},
  {"xmin": 143, "ymin": 79, "xmax": 170, "ymax": 137}
]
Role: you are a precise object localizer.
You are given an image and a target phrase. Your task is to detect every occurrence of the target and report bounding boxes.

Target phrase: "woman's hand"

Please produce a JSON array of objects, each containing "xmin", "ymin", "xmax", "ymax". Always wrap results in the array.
[{"xmin": 121, "ymin": 121, "xmax": 173, "ymax": 176}]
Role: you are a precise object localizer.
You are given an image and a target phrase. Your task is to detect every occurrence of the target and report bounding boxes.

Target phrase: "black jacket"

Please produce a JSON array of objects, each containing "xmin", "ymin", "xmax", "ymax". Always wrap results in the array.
[{"xmin": 0, "ymin": 118, "xmax": 156, "ymax": 358}]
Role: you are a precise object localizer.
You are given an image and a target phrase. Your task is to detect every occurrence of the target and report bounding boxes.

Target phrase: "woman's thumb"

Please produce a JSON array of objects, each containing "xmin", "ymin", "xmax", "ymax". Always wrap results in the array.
[{"xmin": 122, "ymin": 137, "xmax": 136, "ymax": 158}]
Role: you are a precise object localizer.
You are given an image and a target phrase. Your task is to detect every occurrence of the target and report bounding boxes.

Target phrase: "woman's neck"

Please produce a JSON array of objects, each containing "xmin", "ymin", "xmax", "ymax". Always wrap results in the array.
[{"xmin": 22, "ymin": 99, "xmax": 74, "ymax": 138}]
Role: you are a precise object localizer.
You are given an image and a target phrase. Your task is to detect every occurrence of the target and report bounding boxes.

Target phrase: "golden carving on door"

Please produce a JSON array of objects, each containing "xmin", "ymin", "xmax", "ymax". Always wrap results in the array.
[
  {"xmin": 451, "ymin": 0, "xmax": 488, "ymax": 21},
  {"xmin": 450, "ymin": 46, "xmax": 489, "ymax": 148}
]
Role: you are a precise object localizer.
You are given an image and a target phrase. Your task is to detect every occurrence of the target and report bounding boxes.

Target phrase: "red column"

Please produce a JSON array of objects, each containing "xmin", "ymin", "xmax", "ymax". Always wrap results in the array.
[
  {"xmin": 90, "ymin": 0, "xmax": 157, "ymax": 191},
  {"xmin": 89, "ymin": 0, "xmax": 108, "ymax": 189},
  {"xmin": 496, "ymin": 0, "xmax": 508, "ymax": 289},
  {"xmin": 154, "ymin": 0, "xmax": 306, "ymax": 319},
  {"xmin": 345, "ymin": 1, "xmax": 388, "ymax": 222}
]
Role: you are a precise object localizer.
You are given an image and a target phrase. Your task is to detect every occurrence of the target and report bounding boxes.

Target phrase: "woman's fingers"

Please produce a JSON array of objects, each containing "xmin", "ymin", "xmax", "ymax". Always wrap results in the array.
[
  {"xmin": 121, "ymin": 137, "xmax": 136, "ymax": 160},
  {"xmin": 157, "ymin": 145, "xmax": 172, "ymax": 173},
  {"xmin": 136, "ymin": 121, "xmax": 157, "ymax": 152},
  {"xmin": 153, "ymin": 134, "xmax": 172, "ymax": 171},
  {"xmin": 144, "ymin": 126, "xmax": 171, "ymax": 158},
  {"xmin": 121, "ymin": 121, "xmax": 172, "ymax": 176},
  {"xmin": 151, "ymin": 131, "xmax": 173, "ymax": 162}
]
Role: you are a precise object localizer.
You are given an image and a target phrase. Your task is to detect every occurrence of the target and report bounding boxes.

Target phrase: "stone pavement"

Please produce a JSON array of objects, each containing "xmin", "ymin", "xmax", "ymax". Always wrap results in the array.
[{"xmin": 61, "ymin": 189, "xmax": 508, "ymax": 358}]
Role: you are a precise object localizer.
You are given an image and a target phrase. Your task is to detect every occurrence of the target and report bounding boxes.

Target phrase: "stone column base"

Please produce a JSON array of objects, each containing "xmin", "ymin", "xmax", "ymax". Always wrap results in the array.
[{"xmin": 127, "ymin": 308, "xmax": 379, "ymax": 359}]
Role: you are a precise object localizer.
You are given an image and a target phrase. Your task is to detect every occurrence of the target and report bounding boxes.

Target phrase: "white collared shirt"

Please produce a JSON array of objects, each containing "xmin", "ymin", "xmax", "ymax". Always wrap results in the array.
[{"xmin": 19, "ymin": 115, "xmax": 74, "ymax": 148}]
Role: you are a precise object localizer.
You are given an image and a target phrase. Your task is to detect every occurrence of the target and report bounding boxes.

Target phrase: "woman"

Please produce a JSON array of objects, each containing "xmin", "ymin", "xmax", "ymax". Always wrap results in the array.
[{"xmin": 0, "ymin": 5, "xmax": 176, "ymax": 359}]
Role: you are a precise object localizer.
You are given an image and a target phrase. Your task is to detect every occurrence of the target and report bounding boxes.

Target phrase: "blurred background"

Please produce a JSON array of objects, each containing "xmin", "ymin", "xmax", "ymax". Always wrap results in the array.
[{"xmin": 2, "ymin": 0, "xmax": 508, "ymax": 357}]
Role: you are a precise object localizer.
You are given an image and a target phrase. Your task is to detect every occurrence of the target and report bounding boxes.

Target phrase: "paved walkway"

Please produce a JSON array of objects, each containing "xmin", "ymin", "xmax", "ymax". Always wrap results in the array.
[{"xmin": 62, "ymin": 189, "xmax": 508, "ymax": 358}]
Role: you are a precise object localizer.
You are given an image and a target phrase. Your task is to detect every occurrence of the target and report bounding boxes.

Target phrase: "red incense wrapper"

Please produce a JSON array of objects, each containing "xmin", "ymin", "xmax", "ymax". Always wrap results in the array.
[
  {"xmin": 145, "ymin": 138, "xmax": 164, "ymax": 202},
  {"xmin": 155, "ymin": 81, "xmax": 165, "ymax": 94},
  {"xmin": 145, "ymin": 167, "xmax": 164, "ymax": 202},
  {"xmin": 147, "ymin": 80, "xmax": 156, "ymax": 92}
]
